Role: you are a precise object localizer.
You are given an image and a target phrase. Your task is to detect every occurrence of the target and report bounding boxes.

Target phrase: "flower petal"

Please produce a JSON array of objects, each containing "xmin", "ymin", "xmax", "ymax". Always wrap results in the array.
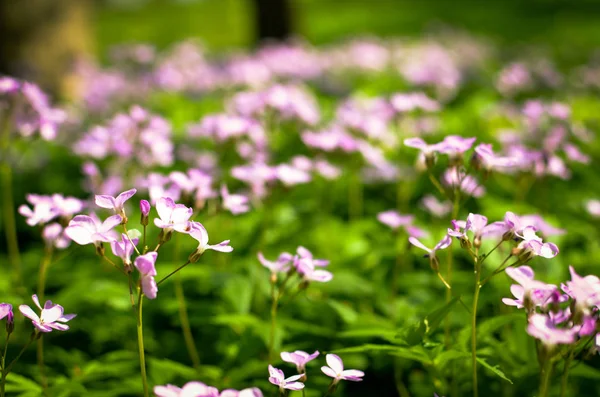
[{"xmin": 326, "ymin": 354, "xmax": 344, "ymax": 373}]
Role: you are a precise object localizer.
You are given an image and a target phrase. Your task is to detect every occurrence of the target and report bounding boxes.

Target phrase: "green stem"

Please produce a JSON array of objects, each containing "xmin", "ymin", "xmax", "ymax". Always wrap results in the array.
[
  {"xmin": 538, "ymin": 355, "xmax": 553, "ymax": 397},
  {"xmin": 471, "ymin": 262, "xmax": 481, "ymax": 397},
  {"xmin": 174, "ymin": 272, "xmax": 201, "ymax": 371},
  {"xmin": 36, "ymin": 336, "xmax": 47, "ymax": 396},
  {"xmin": 268, "ymin": 281, "xmax": 278, "ymax": 361},
  {"xmin": 136, "ymin": 290, "xmax": 149, "ymax": 397},
  {"xmin": 0, "ymin": 330, "xmax": 11, "ymax": 397},
  {"xmin": 102, "ymin": 255, "xmax": 126, "ymax": 275},
  {"xmin": 0, "ymin": 110, "xmax": 23, "ymax": 295},
  {"xmin": 157, "ymin": 260, "xmax": 190, "ymax": 286},
  {"xmin": 3, "ymin": 332, "xmax": 36, "ymax": 377},
  {"xmin": 560, "ymin": 351, "xmax": 574, "ymax": 397},
  {"xmin": 427, "ymin": 172, "xmax": 448, "ymax": 198},
  {"xmin": 348, "ymin": 173, "xmax": 363, "ymax": 221}
]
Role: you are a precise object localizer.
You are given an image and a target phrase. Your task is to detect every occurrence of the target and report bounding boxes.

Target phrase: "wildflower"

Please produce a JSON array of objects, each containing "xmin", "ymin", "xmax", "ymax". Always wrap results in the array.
[
  {"xmin": 0, "ymin": 304, "xmax": 13, "ymax": 333},
  {"xmin": 19, "ymin": 295, "xmax": 75, "ymax": 332},
  {"xmin": 438, "ymin": 135, "xmax": 477, "ymax": 158},
  {"xmin": 64, "ymin": 214, "xmax": 121, "ymax": 249},
  {"xmin": 527, "ymin": 313, "xmax": 576, "ymax": 346},
  {"xmin": 503, "ymin": 266, "xmax": 558, "ymax": 311},
  {"xmin": 421, "ymin": 195, "xmax": 451, "ymax": 218},
  {"xmin": 221, "ymin": 185, "xmax": 250, "ymax": 215},
  {"xmin": 154, "ymin": 381, "xmax": 219, "ymax": 397},
  {"xmin": 95, "ymin": 188, "xmax": 137, "ymax": 221},
  {"xmin": 154, "ymin": 197, "xmax": 194, "ymax": 236},
  {"xmin": 409, "ymin": 235, "xmax": 452, "ymax": 271},
  {"xmin": 188, "ymin": 222, "xmax": 233, "ymax": 262},
  {"xmin": 134, "ymin": 252, "xmax": 158, "ymax": 299},
  {"xmin": 295, "ymin": 258, "xmax": 333, "ymax": 283},
  {"xmin": 443, "ymin": 167, "xmax": 485, "ymax": 198},
  {"xmin": 295, "ymin": 246, "xmax": 329, "ymax": 267},
  {"xmin": 377, "ymin": 210, "xmax": 427, "ymax": 238},
  {"xmin": 42, "ymin": 223, "xmax": 70, "ymax": 249},
  {"xmin": 562, "ymin": 266, "xmax": 600, "ymax": 316},
  {"xmin": 404, "ymin": 137, "xmax": 441, "ymax": 167},
  {"xmin": 585, "ymin": 199, "xmax": 600, "ymax": 217},
  {"xmin": 140, "ymin": 199, "xmax": 151, "ymax": 226},
  {"xmin": 268, "ymin": 365, "xmax": 305, "ymax": 391},
  {"xmin": 258, "ymin": 252, "xmax": 293, "ymax": 274},
  {"xmin": 111, "ymin": 233, "xmax": 138, "ymax": 269},
  {"xmin": 281, "ymin": 350, "xmax": 319, "ymax": 373},
  {"xmin": 321, "ymin": 354, "xmax": 364, "ymax": 383}
]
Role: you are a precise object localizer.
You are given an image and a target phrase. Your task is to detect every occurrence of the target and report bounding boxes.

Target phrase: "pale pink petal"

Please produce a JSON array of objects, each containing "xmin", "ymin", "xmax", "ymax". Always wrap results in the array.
[
  {"xmin": 326, "ymin": 354, "xmax": 344, "ymax": 373},
  {"xmin": 18, "ymin": 305, "xmax": 40, "ymax": 323}
]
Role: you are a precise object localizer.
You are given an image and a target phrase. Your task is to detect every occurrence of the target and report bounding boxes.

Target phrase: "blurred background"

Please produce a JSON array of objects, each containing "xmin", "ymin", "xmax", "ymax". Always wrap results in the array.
[{"xmin": 2, "ymin": 0, "xmax": 600, "ymax": 95}]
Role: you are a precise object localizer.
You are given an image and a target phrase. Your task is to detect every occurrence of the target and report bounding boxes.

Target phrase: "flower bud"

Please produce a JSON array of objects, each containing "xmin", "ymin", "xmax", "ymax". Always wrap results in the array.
[
  {"xmin": 459, "ymin": 236, "xmax": 472, "ymax": 250},
  {"xmin": 188, "ymin": 249, "xmax": 203, "ymax": 263},
  {"xmin": 140, "ymin": 200, "xmax": 150, "ymax": 226},
  {"xmin": 502, "ymin": 231, "xmax": 515, "ymax": 241},
  {"xmin": 429, "ymin": 255, "xmax": 440, "ymax": 272},
  {"xmin": 5, "ymin": 312, "xmax": 14, "ymax": 334},
  {"xmin": 95, "ymin": 242, "xmax": 105, "ymax": 257},
  {"xmin": 517, "ymin": 248, "xmax": 534, "ymax": 264},
  {"xmin": 425, "ymin": 153, "xmax": 436, "ymax": 169},
  {"xmin": 158, "ymin": 228, "xmax": 173, "ymax": 244},
  {"xmin": 473, "ymin": 236, "xmax": 482, "ymax": 249}
]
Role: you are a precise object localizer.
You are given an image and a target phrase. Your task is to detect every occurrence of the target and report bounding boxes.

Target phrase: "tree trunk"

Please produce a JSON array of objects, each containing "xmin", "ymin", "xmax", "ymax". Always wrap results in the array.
[{"xmin": 252, "ymin": 0, "xmax": 293, "ymax": 43}]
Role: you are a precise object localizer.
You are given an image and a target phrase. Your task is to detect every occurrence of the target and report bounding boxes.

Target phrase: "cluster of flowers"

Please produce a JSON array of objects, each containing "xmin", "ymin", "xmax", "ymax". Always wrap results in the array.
[
  {"xmin": 62, "ymin": 189, "xmax": 232, "ymax": 299},
  {"xmin": 0, "ymin": 76, "xmax": 66, "ymax": 142},
  {"xmin": 258, "ymin": 246, "xmax": 333, "ymax": 284},
  {"xmin": 503, "ymin": 265, "xmax": 600, "ymax": 349},
  {"xmin": 411, "ymin": 211, "xmax": 561, "ymax": 271},
  {"xmin": 268, "ymin": 351, "xmax": 363, "ymax": 392},
  {"xmin": 0, "ymin": 295, "xmax": 75, "ymax": 334},
  {"xmin": 154, "ymin": 382, "xmax": 262, "ymax": 397}
]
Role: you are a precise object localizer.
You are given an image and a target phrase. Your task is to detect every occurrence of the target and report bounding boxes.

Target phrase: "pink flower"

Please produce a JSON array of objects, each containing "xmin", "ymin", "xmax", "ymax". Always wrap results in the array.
[
  {"xmin": 321, "ymin": 354, "xmax": 364, "ymax": 383},
  {"xmin": 221, "ymin": 185, "xmax": 250, "ymax": 215},
  {"xmin": 527, "ymin": 313, "xmax": 577, "ymax": 346},
  {"xmin": 189, "ymin": 222, "xmax": 233, "ymax": 255},
  {"xmin": 134, "ymin": 252, "xmax": 158, "ymax": 299},
  {"xmin": 154, "ymin": 197, "xmax": 194, "ymax": 233},
  {"xmin": 95, "ymin": 188, "xmax": 137, "ymax": 218},
  {"xmin": 258, "ymin": 252, "xmax": 293, "ymax": 273},
  {"xmin": 64, "ymin": 214, "xmax": 121, "ymax": 246},
  {"xmin": 111, "ymin": 233, "xmax": 138, "ymax": 267},
  {"xmin": 281, "ymin": 350, "xmax": 319, "ymax": 373},
  {"xmin": 268, "ymin": 365, "xmax": 304, "ymax": 391},
  {"xmin": 421, "ymin": 195, "xmax": 451, "ymax": 218},
  {"xmin": 19, "ymin": 295, "xmax": 75, "ymax": 332},
  {"xmin": 154, "ymin": 381, "xmax": 219, "ymax": 397}
]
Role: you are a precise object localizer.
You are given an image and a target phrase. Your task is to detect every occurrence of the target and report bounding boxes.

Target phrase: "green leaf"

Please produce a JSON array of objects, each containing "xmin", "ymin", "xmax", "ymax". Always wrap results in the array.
[
  {"xmin": 476, "ymin": 357, "xmax": 513, "ymax": 384},
  {"xmin": 399, "ymin": 296, "xmax": 460, "ymax": 345},
  {"xmin": 333, "ymin": 344, "xmax": 431, "ymax": 364},
  {"xmin": 569, "ymin": 364, "xmax": 600, "ymax": 379},
  {"xmin": 328, "ymin": 300, "xmax": 359, "ymax": 324},
  {"xmin": 434, "ymin": 350, "xmax": 471, "ymax": 370}
]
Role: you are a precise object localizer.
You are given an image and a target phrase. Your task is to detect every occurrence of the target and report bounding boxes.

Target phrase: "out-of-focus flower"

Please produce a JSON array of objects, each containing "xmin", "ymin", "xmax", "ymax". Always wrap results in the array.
[
  {"xmin": 527, "ymin": 313, "xmax": 576, "ymax": 346},
  {"xmin": 321, "ymin": 354, "xmax": 364, "ymax": 383},
  {"xmin": 377, "ymin": 210, "xmax": 427, "ymax": 238},
  {"xmin": 18, "ymin": 194, "xmax": 84, "ymax": 226},
  {"xmin": 295, "ymin": 258, "xmax": 333, "ymax": 283},
  {"xmin": 258, "ymin": 252, "xmax": 293, "ymax": 274},
  {"xmin": 443, "ymin": 168, "xmax": 485, "ymax": 198},
  {"xmin": 586, "ymin": 200, "xmax": 600, "ymax": 218},
  {"xmin": 0, "ymin": 304, "xmax": 13, "ymax": 326},
  {"xmin": 221, "ymin": 185, "xmax": 250, "ymax": 215},
  {"xmin": 281, "ymin": 350, "xmax": 320, "ymax": 373},
  {"xmin": 503, "ymin": 266, "xmax": 558, "ymax": 310},
  {"xmin": 111, "ymin": 233, "xmax": 138, "ymax": 267},
  {"xmin": 268, "ymin": 365, "xmax": 304, "ymax": 391},
  {"xmin": 562, "ymin": 266, "xmax": 600, "ymax": 316},
  {"xmin": 42, "ymin": 223, "xmax": 70, "ymax": 249},
  {"xmin": 19, "ymin": 295, "xmax": 75, "ymax": 332},
  {"xmin": 421, "ymin": 195, "xmax": 452, "ymax": 218},
  {"xmin": 154, "ymin": 381, "xmax": 219, "ymax": 397}
]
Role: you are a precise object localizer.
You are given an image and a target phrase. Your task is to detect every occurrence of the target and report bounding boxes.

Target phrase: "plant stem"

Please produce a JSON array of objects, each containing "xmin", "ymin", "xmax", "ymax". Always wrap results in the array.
[
  {"xmin": 0, "ymin": 330, "xmax": 10, "ymax": 397},
  {"xmin": 471, "ymin": 260, "xmax": 481, "ymax": 397},
  {"xmin": 427, "ymin": 172, "xmax": 447, "ymax": 198},
  {"xmin": 3, "ymin": 332, "xmax": 35, "ymax": 377},
  {"xmin": 348, "ymin": 172, "xmax": 363, "ymax": 221},
  {"xmin": 268, "ymin": 281, "xmax": 279, "ymax": 361},
  {"xmin": 101, "ymin": 255, "xmax": 126, "ymax": 275},
  {"xmin": 560, "ymin": 351, "xmax": 574, "ymax": 397},
  {"xmin": 538, "ymin": 355, "xmax": 553, "ymax": 397},
  {"xmin": 36, "ymin": 336, "xmax": 47, "ymax": 396},
  {"xmin": 136, "ymin": 290, "xmax": 149, "ymax": 397},
  {"xmin": 0, "ymin": 111, "xmax": 23, "ymax": 295},
  {"xmin": 174, "ymin": 272, "xmax": 201, "ymax": 371},
  {"xmin": 157, "ymin": 260, "xmax": 191, "ymax": 286}
]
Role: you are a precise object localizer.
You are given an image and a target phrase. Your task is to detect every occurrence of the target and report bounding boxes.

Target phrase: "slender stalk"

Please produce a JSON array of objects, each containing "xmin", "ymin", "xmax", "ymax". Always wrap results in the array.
[
  {"xmin": 268, "ymin": 281, "xmax": 279, "ymax": 361},
  {"xmin": 101, "ymin": 255, "xmax": 126, "ymax": 275},
  {"xmin": 471, "ymin": 260, "xmax": 481, "ymax": 397},
  {"xmin": 0, "ymin": 330, "xmax": 10, "ymax": 397},
  {"xmin": 174, "ymin": 272, "xmax": 201, "ymax": 370},
  {"xmin": 157, "ymin": 260, "xmax": 190, "ymax": 286},
  {"xmin": 0, "ymin": 111, "xmax": 23, "ymax": 294},
  {"xmin": 480, "ymin": 257, "xmax": 519, "ymax": 287},
  {"xmin": 538, "ymin": 356, "xmax": 553, "ymax": 397},
  {"xmin": 427, "ymin": 172, "xmax": 447, "ymax": 198},
  {"xmin": 3, "ymin": 332, "xmax": 35, "ymax": 376},
  {"xmin": 142, "ymin": 225, "xmax": 147, "ymax": 254},
  {"xmin": 348, "ymin": 172, "xmax": 363, "ymax": 221},
  {"xmin": 560, "ymin": 351, "xmax": 574, "ymax": 397},
  {"xmin": 136, "ymin": 290, "xmax": 149, "ymax": 397},
  {"xmin": 36, "ymin": 336, "xmax": 47, "ymax": 396},
  {"xmin": 36, "ymin": 246, "xmax": 52, "ymax": 397}
]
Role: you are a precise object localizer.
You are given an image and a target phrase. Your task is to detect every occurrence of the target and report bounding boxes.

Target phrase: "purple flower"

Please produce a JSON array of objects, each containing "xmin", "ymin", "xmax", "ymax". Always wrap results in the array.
[
  {"xmin": 154, "ymin": 381, "xmax": 219, "ymax": 397},
  {"xmin": 377, "ymin": 210, "xmax": 427, "ymax": 238},
  {"xmin": 154, "ymin": 197, "xmax": 194, "ymax": 233},
  {"xmin": 443, "ymin": 167, "xmax": 485, "ymax": 198},
  {"xmin": 474, "ymin": 143, "xmax": 517, "ymax": 172},
  {"xmin": 409, "ymin": 235, "xmax": 452, "ymax": 269},
  {"xmin": 189, "ymin": 222, "xmax": 233, "ymax": 255},
  {"xmin": 42, "ymin": 223, "xmax": 70, "ymax": 249},
  {"xmin": 275, "ymin": 164, "xmax": 312, "ymax": 186},
  {"xmin": 562, "ymin": 266, "xmax": 600, "ymax": 315},
  {"xmin": 281, "ymin": 350, "xmax": 319, "ymax": 373},
  {"xmin": 140, "ymin": 200, "xmax": 151, "ymax": 217},
  {"xmin": 111, "ymin": 233, "xmax": 138, "ymax": 266},
  {"xmin": 268, "ymin": 365, "xmax": 304, "ymax": 391},
  {"xmin": 404, "ymin": 137, "xmax": 441, "ymax": 156},
  {"xmin": 258, "ymin": 252, "xmax": 293, "ymax": 273},
  {"xmin": 19, "ymin": 295, "xmax": 75, "ymax": 332},
  {"xmin": 64, "ymin": 214, "xmax": 121, "ymax": 246},
  {"xmin": 438, "ymin": 135, "xmax": 477, "ymax": 157},
  {"xmin": 221, "ymin": 185, "xmax": 250, "ymax": 215},
  {"xmin": 527, "ymin": 313, "xmax": 577, "ymax": 346},
  {"xmin": 95, "ymin": 188, "xmax": 137, "ymax": 219},
  {"xmin": 503, "ymin": 266, "xmax": 558, "ymax": 310},
  {"xmin": 421, "ymin": 195, "xmax": 452, "ymax": 218},
  {"xmin": 296, "ymin": 246, "xmax": 329, "ymax": 267},
  {"xmin": 295, "ymin": 258, "xmax": 333, "ymax": 283},
  {"xmin": 321, "ymin": 354, "xmax": 364, "ymax": 383},
  {"xmin": 134, "ymin": 252, "xmax": 158, "ymax": 299},
  {"xmin": 0, "ymin": 304, "xmax": 13, "ymax": 326}
]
